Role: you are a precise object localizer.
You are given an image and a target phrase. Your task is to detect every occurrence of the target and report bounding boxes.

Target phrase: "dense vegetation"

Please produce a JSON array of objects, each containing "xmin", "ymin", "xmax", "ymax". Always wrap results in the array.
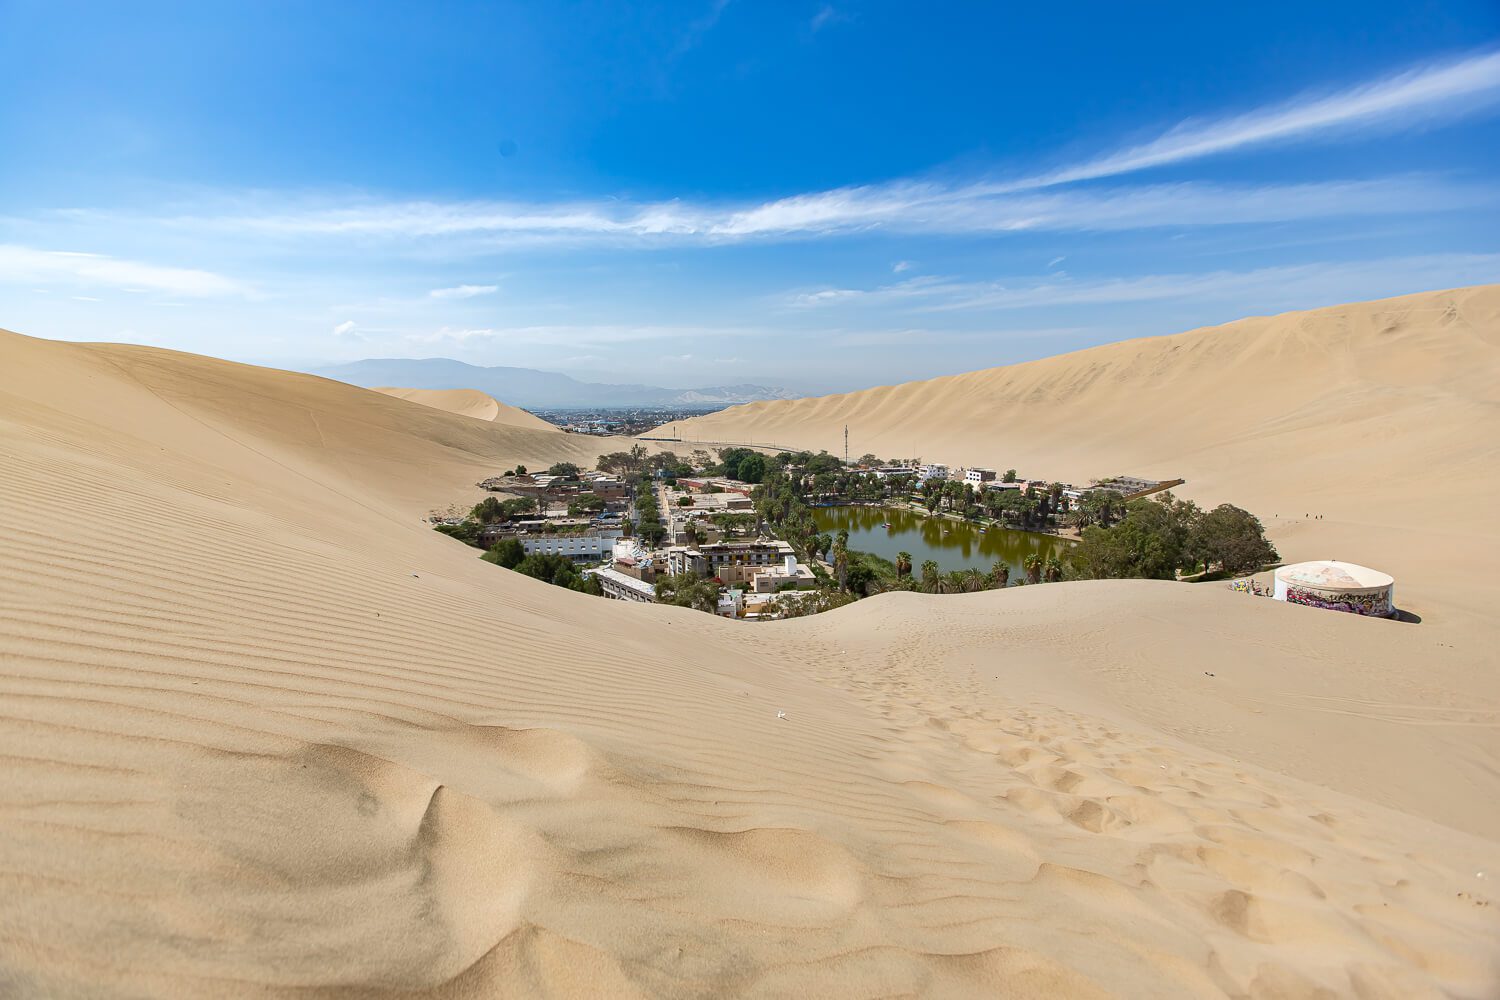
[
  {"xmin": 482, "ymin": 539, "xmax": 602, "ymax": 596},
  {"xmin": 751, "ymin": 464, "xmax": 1278, "ymax": 616},
  {"xmin": 633, "ymin": 482, "xmax": 667, "ymax": 547},
  {"xmin": 1067, "ymin": 493, "xmax": 1278, "ymax": 580},
  {"xmin": 653, "ymin": 573, "xmax": 721, "ymax": 612}
]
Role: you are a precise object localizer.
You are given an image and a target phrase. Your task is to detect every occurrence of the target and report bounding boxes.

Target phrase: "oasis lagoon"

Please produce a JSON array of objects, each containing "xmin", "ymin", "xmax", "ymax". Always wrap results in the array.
[{"xmin": 812, "ymin": 505, "xmax": 1069, "ymax": 577}]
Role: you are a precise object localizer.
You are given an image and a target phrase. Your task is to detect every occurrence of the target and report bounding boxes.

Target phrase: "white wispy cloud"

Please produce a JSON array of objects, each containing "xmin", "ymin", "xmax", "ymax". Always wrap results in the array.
[
  {"xmin": 429, "ymin": 283, "xmax": 498, "ymax": 299},
  {"xmin": 892, "ymin": 260, "xmax": 914, "ymax": 272},
  {"xmin": 1032, "ymin": 48, "xmax": 1500, "ymax": 187},
  {"xmin": 787, "ymin": 253, "xmax": 1500, "ymax": 313},
  {"xmin": 331, "ymin": 320, "xmax": 361, "ymax": 339},
  {"xmin": 810, "ymin": 5, "xmax": 843, "ymax": 32},
  {"xmin": 0, "ymin": 244, "xmax": 247, "ymax": 296},
  {"xmin": 121, "ymin": 175, "xmax": 1485, "ymax": 249}
]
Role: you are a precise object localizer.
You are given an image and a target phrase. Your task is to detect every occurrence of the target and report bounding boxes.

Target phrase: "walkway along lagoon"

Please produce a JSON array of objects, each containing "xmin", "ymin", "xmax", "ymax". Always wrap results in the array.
[{"xmin": 812, "ymin": 505, "xmax": 1070, "ymax": 578}]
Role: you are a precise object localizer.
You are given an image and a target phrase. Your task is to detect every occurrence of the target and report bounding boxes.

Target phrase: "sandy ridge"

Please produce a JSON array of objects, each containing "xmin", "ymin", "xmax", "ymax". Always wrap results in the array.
[{"xmin": 372, "ymin": 386, "xmax": 558, "ymax": 432}]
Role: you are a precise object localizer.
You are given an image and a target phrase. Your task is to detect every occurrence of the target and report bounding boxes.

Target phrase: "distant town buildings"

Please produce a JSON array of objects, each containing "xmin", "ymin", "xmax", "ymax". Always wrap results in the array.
[{"xmin": 964, "ymin": 467, "xmax": 997, "ymax": 485}]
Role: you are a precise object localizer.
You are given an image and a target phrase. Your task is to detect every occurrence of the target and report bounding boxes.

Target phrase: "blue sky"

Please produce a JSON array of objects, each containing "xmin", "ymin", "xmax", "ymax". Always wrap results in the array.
[{"xmin": 2, "ymin": 1, "xmax": 1498, "ymax": 393}]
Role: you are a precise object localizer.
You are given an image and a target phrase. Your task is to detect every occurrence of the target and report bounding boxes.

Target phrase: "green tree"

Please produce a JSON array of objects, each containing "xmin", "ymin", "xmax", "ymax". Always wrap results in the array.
[
  {"xmin": 471, "ymin": 497, "xmax": 506, "ymax": 523},
  {"xmin": 832, "ymin": 531, "xmax": 849, "ymax": 591},
  {"xmin": 1043, "ymin": 555, "xmax": 1064, "ymax": 582},
  {"xmin": 989, "ymin": 560, "xmax": 1010, "ymax": 589},
  {"xmin": 844, "ymin": 561, "xmax": 878, "ymax": 597},
  {"xmin": 1002, "ymin": 469, "xmax": 1017, "ymax": 483},
  {"xmin": 817, "ymin": 533, "xmax": 834, "ymax": 560},
  {"xmin": 547, "ymin": 462, "xmax": 580, "ymax": 477},
  {"xmin": 567, "ymin": 493, "xmax": 606, "ymax": 516},
  {"xmin": 896, "ymin": 551, "xmax": 912, "ymax": 577},
  {"xmin": 434, "ymin": 520, "xmax": 483, "ymax": 546},
  {"xmin": 654, "ymin": 573, "xmax": 721, "ymax": 613},
  {"xmin": 920, "ymin": 560, "xmax": 940, "ymax": 592},
  {"xmin": 1024, "ymin": 553, "xmax": 1044, "ymax": 585},
  {"xmin": 1190, "ymin": 504, "xmax": 1279, "ymax": 576},
  {"xmin": 483, "ymin": 537, "xmax": 526, "ymax": 569},
  {"xmin": 736, "ymin": 453, "xmax": 767, "ymax": 484},
  {"xmin": 1067, "ymin": 499, "xmax": 1187, "ymax": 580}
]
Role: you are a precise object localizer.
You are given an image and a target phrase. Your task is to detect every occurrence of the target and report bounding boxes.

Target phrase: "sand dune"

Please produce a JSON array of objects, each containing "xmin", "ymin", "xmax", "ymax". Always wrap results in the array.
[
  {"xmin": 373, "ymin": 386, "xmax": 558, "ymax": 432},
  {"xmin": 663, "ymin": 284, "xmax": 1500, "ymax": 631},
  {"xmin": 2, "ymin": 314, "xmax": 1499, "ymax": 997}
]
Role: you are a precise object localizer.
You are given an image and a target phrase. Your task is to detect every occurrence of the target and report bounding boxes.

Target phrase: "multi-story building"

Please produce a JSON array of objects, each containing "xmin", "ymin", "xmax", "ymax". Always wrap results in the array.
[
  {"xmin": 918, "ymin": 464, "xmax": 949, "ymax": 481},
  {"xmin": 666, "ymin": 540, "xmax": 798, "ymax": 585},
  {"xmin": 964, "ymin": 467, "xmax": 997, "ymax": 484},
  {"xmin": 512, "ymin": 527, "xmax": 623, "ymax": 564},
  {"xmin": 584, "ymin": 565, "xmax": 657, "ymax": 602},
  {"xmin": 748, "ymin": 554, "xmax": 816, "ymax": 593}
]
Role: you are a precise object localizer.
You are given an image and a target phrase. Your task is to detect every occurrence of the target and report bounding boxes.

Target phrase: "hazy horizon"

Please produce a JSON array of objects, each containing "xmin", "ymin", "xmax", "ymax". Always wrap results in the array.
[{"xmin": 3, "ymin": 3, "xmax": 1498, "ymax": 390}]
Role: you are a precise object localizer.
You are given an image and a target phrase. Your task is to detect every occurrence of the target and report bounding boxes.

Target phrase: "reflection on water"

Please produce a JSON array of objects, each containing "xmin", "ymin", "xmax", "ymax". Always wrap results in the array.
[{"xmin": 812, "ymin": 505, "xmax": 1069, "ymax": 576}]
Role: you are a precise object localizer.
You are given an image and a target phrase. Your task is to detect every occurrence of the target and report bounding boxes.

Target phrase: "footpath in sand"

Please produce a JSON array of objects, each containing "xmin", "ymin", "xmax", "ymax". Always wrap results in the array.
[{"xmin": 1, "ymin": 304, "xmax": 1498, "ymax": 996}]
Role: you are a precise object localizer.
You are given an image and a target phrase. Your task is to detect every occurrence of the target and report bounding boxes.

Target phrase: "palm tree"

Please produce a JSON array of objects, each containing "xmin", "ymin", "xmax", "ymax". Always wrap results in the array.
[
  {"xmin": 937, "ymin": 571, "xmax": 968, "ymax": 595},
  {"xmin": 989, "ymin": 560, "xmax": 1010, "ymax": 589},
  {"xmin": 833, "ymin": 542, "xmax": 849, "ymax": 592},
  {"xmin": 896, "ymin": 551, "xmax": 912, "ymax": 577},
  {"xmin": 960, "ymin": 568, "xmax": 987, "ymax": 592},
  {"xmin": 1024, "ymin": 553, "xmax": 1044, "ymax": 585},
  {"xmin": 1044, "ymin": 555, "xmax": 1064, "ymax": 582},
  {"xmin": 920, "ymin": 560, "xmax": 940, "ymax": 593}
]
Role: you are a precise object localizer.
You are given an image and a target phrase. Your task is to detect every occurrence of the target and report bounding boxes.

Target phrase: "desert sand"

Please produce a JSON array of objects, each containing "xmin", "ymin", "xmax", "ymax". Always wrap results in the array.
[
  {"xmin": 373, "ymin": 386, "xmax": 558, "ymax": 432},
  {"xmin": 1, "ymin": 290, "xmax": 1498, "ymax": 998}
]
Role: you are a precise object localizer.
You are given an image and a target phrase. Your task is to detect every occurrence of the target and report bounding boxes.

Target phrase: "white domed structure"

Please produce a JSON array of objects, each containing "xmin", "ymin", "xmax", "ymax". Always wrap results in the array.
[{"xmin": 1273, "ymin": 560, "xmax": 1396, "ymax": 617}]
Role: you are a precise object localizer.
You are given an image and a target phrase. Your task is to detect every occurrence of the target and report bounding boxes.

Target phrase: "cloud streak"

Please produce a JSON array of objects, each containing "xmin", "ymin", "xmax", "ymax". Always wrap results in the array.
[
  {"xmin": 121, "ymin": 175, "xmax": 1487, "ymax": 250},
  {"xmin": 429, "ymin": 283, "xmax": 498, "ymax": 299},
  {"xmin": 1032, "ymin": 48, "xmax": 1500, "ymax": 187},
  {"xmin": 0, "ymin": 244, "xmax": 248, "ymax": 296},
  {"xmin": 786, "ymin": 253, "xmax": 1500, "ymax": 313}
]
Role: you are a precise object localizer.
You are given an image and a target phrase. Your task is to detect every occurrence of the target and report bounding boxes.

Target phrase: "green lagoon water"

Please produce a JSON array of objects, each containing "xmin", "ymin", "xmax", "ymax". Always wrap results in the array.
[{"xmin": 812, "ymin": 505, "xmax": 1068, "ymax": 577}]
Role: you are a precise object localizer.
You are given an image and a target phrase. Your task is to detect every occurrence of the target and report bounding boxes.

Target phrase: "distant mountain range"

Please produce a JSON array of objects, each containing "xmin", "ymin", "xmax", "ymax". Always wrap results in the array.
[{"xmin": 306, "ymin": 358, "xmax": 803, "ymax": 409}]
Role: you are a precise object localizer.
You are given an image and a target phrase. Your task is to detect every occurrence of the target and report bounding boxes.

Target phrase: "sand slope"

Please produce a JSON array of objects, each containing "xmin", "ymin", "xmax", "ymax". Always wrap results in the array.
[
  {"xmin": 2, "ymin": 322, "xmax": 1498, "ymax": 997},
  {"xmin": 663, "ymin": 284, "xmax": 1500, "ymax": 630},
  {"xmin": 373, "ymin": 386, "xmax": 558, "ymax": 432}
]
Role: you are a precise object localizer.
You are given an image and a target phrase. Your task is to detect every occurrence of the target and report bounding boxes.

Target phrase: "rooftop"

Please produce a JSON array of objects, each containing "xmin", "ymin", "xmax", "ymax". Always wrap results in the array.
[
  {"xmin": 1276, "ymin": 560, "xmax": 1394, "ymax": 590},
  {"xmin": 585, "ymin": 566, "xmax": 657, "ymax": 599}
]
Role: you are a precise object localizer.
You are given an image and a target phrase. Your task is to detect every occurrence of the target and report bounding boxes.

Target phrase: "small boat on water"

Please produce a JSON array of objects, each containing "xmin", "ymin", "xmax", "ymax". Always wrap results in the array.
[{"xmin": 882, "ymin": 522, "xmax": 891, "ymax": 528}]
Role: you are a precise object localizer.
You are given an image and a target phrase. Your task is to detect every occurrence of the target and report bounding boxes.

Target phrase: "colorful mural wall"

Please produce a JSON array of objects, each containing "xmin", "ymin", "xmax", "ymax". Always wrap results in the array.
[{"xmin": 1284, "ymin": 585, "xmax": 1392, "ymax": 617}]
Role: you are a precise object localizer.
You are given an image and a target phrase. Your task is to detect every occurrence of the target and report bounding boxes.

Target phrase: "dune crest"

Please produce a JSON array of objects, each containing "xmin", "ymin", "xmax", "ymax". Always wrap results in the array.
[
  {"xmin": 373, "ymin": 385, "xmax": 558, "ymax": 432},
  {"xmin": 2, "ymin": 316, "xmax": 1499, "ymax": 997},
  {"xmin": 663, "ymin": 284, "xmax": 1500, "ymax": 628}
]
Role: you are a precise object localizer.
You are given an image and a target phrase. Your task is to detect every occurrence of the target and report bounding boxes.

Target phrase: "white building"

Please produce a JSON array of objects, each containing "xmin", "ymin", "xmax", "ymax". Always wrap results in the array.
[
  {"xmin": 1272, "ymin": 560, "xmax": 1396, "ymax": 617},
  {"xmin": 585, "ymin": 565, "xmax": 657, "ymax": 603},
  {"xmin": 520, "ymin": 527, "xmax": 623, "ymax": 563},
  {"xmin": 918, "ymin": 464, "xmax": 949, "ymax": 481},
  {"xmin": 749, "ymin": 553, "xmax": 816, "ymax": 594},
  {"xmin": 964, "ymin": 468, "xmax": 997, "ymax": 485},
  {"xmin": 716, "ymin": 589, "xmax": 745, "ymax": 618}
]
